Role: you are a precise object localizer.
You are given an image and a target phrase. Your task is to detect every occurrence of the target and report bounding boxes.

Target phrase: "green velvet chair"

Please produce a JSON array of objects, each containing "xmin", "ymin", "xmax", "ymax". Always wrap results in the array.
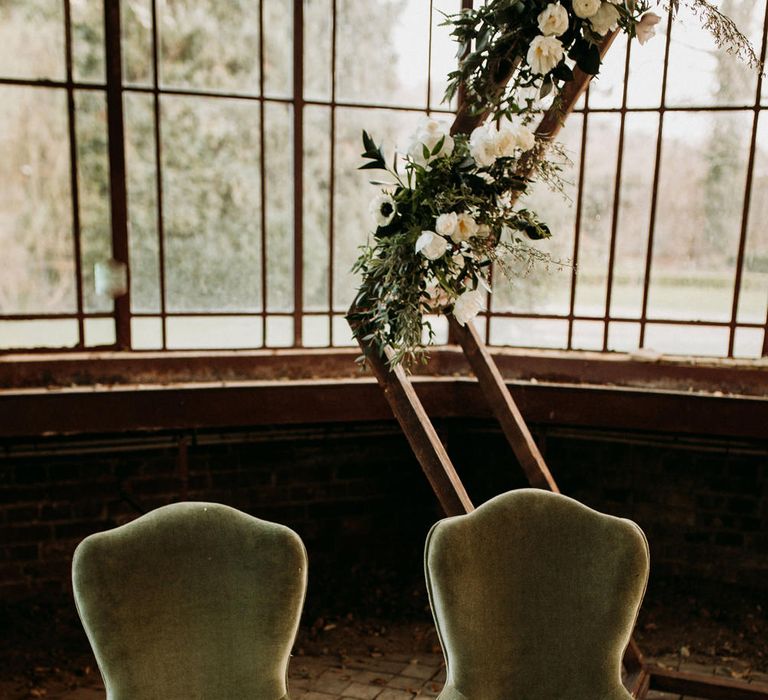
[
  {"xmin": 425, "ymin": 489, "xmax": 649, "ymax": 700},
  {"xmin": 72, "ymin": 502, "xmax": 307, "ymax": 700}
]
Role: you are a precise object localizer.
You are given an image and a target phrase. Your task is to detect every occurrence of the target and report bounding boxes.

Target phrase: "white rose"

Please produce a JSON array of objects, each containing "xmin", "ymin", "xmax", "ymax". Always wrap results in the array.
[
  {"xmin": 526, "ymin": 35, "xmax": 564, "ymax": 76},
  {"xmin": 452, "ymin": 289, "xmax": 485, "ymax": 326},
  {"xmin": 415, "ymin": 231, "xmax": 449, "ymax": 260},
  {"xmin": 407, "ymin": 118, "xmax": 454, "ymax": 167},
  {"xmin": 636, "ymin": 12, "xmax": 661, "ymax": 45},
  {"xmin": 452, "ymin": 213, "xmax": 478, "ymax": 243},
  {"xmin": 572, "ymin": 0, "xmax": 601, "ymax": 18},
  {"xmin": 515, "ymin": 125, "xmax": 536, "ymax": 152},
  {"xmin": 590, "ymin": 2, "xmax": 621, "ymax": 35},
  {"xmin": 537, "ymin": 2, "xmax": 570, "ymax": 37},
  {"xmin": 369, "ymin": 193, "xmax": 396, "ymax": 227},
  {"xmin": 476, "ymin": 224, "xmax": 491, "ymax": 238},
  {"xmin": 493, "ymin": 124, "xmax": 519, "ymax": 159},
  {"xmin": 435, "ymin": 212, "xmax": 459, "ymax": 239},
  {"xmin": 469, "ymin": 123, "xmax": 498, "ymax": 167}
]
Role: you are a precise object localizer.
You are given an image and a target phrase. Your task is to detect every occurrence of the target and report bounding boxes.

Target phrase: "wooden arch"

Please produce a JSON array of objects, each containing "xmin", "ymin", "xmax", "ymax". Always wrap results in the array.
[{"xmin": 347, "ymin": 29, "xmax": 768, "ymax": 700}]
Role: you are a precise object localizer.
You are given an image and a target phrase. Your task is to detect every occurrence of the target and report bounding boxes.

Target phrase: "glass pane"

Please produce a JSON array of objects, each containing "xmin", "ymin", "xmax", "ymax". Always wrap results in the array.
[
  {"xmin": 332, "ymin": 314, "xmax": 356, "ymax": 346},
  {"xmin": 122, "ymin": 0, "xmax": 154, "ymax": 86},
  {"xmin": 266, "ymin": 315, "xmax": 293, "ymax": 347},
  {"xmin": 648, "ymin": 111, "xmax": 752, "ymax": 323},
  {"xmin": 158, "ymin": 0, "xmax": 261, "ymax": 93},
  {"xmin": 626, "ymin": 11, "xmax": 668, "ymax": 109},
  {"xmin": 588, "ymin": 34, "xmax": 627, "ymax": 110},
  {"xmin": 571, "ymin": 320, "xmax": 604, "ymax": 351},
  {"xmin": 495, "ymin": 114, "xmax": 583, "ymax": 315},
  {"xmin": 574, "ymin": 113, "xmax": 621, "ymax": 317},
  {"xmin": 264, "ymin": 101, "xmax": 294, "ymax": 312},
  {"xmin": 76, "ymin": 91, "xmax": 113, "ymax": 313},
  {"xmin": 264, "ymin": 0, "xmax": 292, "ymax": 98},
  {"xmin": 84, "ymin": 317, "xmax": 115, "ymax": 346},
  {"xmin": 303, "ymin": 315, "xmax": 330, "ymax": 347},
  {"xmin": 124, "ymin": 92, "xmax": 161, "ymax": 312},
  {"xmin": 303, "ymin": 105, "xmax": 331, "ymax": 312},
  {"xmin": 336, "ymin": 0, "xmax": 424, "ymax": 107},
  {"xmin": 610, "ymin": 112, "xmax": 659, "ymax": 319},
  {"xmin": 665, "ymin": 1, "xmax": 763, "ymax": 108},
  {"xmin": 131, "ymin": 316, "xmax": 163, "ymax": 349},
  {"xmin": 738, "ymin": 113, "xmax": 768, "ymax": 324},
  {"xmin": 644, "ymin": 323, "xmax": 728, "ymax": 357},
  {"xmin": 489, "ymin": 318, "xmax": 568, "ymax": 349},
  {"xmin": 430, "ymin": 0, "xmax": 462, "ymax": 111},
  {"xmin": 0, "ymin": 87, "xmax": 75, "ymax": 314},
  {"xmin": 166, "ymin": 316, "xmax": 263, "ymax": 349},
  {"xmin": 333, "ymin": 107, "xmax": 424, "ymax": 311},
  {"xmin": 608, "ymin": 321, "xmax": 640, "ymax": 353},
  {"xmin": 71, "ymin": 0, "xmax": 105, "ymax": 83},
  {"xmin": 0, "ymin": 320, "xmax": 78, "ymax": 349},
  {"xmin": 303, "ymin": 0, "xmax": 332, "ymax": 101},
  {"xmin": 733, "ymin": 327, "xmax": 763, "ymax": 358},
  {"xmin": 0, "ymin": 0, "xmax": 65, "ymax": 81},
  {"xmin": 161, "ymin": 96, "xmax": 263, "ymax": 312}
]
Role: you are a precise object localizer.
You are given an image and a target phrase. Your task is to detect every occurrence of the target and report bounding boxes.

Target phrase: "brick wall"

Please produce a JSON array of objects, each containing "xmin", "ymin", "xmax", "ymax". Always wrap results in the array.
[{"xmin": 1, "ymin": 420, "xmax": 766, "ymax": 608}]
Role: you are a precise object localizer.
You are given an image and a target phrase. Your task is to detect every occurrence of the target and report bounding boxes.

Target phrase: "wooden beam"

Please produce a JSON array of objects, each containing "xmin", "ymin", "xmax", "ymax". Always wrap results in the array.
[
  {"xmin": 449, "ymin": 316, "xmax": 558, "ymax": 491},
  {"xmin": 361, "ymin": 345, "xmax": 475, "ymax": 517},
  {"xmin": 650, "ymin": 667, "xmax": 768, "ymax": 700}
]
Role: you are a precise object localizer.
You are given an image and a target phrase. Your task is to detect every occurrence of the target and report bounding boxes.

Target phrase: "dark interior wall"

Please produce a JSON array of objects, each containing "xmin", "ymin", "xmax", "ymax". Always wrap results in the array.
[{"xmin": 1, "ymin": 420, "xmax": 766, "ymax": 612}]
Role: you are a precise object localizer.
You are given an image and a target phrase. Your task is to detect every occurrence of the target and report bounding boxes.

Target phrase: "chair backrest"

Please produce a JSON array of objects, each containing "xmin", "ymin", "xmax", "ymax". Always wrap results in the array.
[
  {"xmin": 425, "ymin": 489, "xmax": 649, "ymax": 700},
  {"xmin": 73, "ymin": 502, "xmax": 307, "ymax": 700}
]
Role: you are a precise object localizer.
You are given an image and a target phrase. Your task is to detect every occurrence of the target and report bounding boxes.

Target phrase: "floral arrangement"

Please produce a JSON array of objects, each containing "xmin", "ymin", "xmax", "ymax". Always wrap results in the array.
[{"xmin": 349, "ymin": 0, "xmax": 759, "ymax": 369}]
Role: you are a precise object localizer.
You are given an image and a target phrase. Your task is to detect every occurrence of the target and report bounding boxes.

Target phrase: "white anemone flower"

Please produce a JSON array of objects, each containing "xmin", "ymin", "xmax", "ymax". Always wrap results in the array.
[{"xmin": 369, "ymin": 193, "xmax": 396, "ymax": 227}]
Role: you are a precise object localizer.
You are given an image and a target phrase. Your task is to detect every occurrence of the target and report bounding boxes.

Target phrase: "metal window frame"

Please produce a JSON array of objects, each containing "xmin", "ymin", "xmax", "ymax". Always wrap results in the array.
[{"xmin": 0, "ymin": 0, "xmax": 766, "ymax": 360}]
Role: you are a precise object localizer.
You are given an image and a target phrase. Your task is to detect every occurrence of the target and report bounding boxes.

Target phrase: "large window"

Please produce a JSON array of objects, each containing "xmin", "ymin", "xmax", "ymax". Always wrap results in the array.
[{"xmin": 1, "ymin": 0, "xmax": 766, "ymax": 358}]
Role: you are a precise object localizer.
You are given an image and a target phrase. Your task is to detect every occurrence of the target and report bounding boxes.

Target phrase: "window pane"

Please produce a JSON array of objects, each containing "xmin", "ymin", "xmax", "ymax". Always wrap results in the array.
[
  {"xmin": 264, "ymin": 101, "xmax": 294, "ymax": 312},
  {"xmin": 648, "ymin": 111, "xmax": 752, "ymax": 323},
  {"xmin": 166, "ymin": 315, "xmax": 263, "ymax": 349},
  {"xmin": 588, "ymin": 34, "xmax": 627, "ymax": 110},
  {"xmin": 609, "ymin": 112, "xmax": 659, "ymax": 319},
  {"xmin": 158, "ymin": 0, "xmax": 261, "ymax": 94},
  {"xmin": 0, "ymin": 87, "xmax": 75, "ymax": 314},
  {"xmin": 0, "ymin": 0, "xmax": 65, "ymax": 81},
  {"xmin": 335, "ymin": 0, "xmax": 424, "ymax": 107},
  {"xmin": 76, "ymin": 90, "xmax": 113, "ymax": 313},
  {"xmin": 608, "ymin": 321, "xmax": 640, "ymax": 353},
  {"xmin": 125, "ymin": 92, "xmax": 162, "ymax": 313},
  {"xmin": 733, "ymin": 327, "xmax": 763, "ymax": 359},
  {"xmin": 333, "ymin": 107, "xmax": 423, "ymax": 311},
  {"xmin": 490, "ymin": 318, "xmax": 568, "ymax": 350},
  {"xmin": 303, "ymin": 105, "xmax": 331, "ymax": 312},
  {"xmin": 644, "ymin": 324, "xmax": 728, "ymax": 357},
  {"xmin": 303, "ymin": 0, "xmax": 332, "ymax": 101},
  {"xmin": 430, "ymin": 0, "xmax": 463, "ymax": 110},
  {"xmin": 161, "ymin": 96, "xmax": 263, "ymax": 312},
  {"xmin": 0, "ymin": 320, "xmax": 79, "ymax": 349},
  {"xmin": 737, "ymin": 113, "xmax": 768, "ymax": 324},
  {"xmin": 303, "ymin": 315, "xmax": 330, "ymax": 347},
  {"xmin": 574, "ymin": 113, "xmax": 621, "ymax": 318},
  {"xmin": 71, "ymin": 0, "xmax": 106, "ymax": 83},
  {"xmin": 84, "ymin": 317, "xmax": 115, "ymax": 347},
  {"xmin": 626, "ymin": 12, "xmax": 668, "ymax": 109},
  {"xmin": 122, "ymin": 0, "xmax": 154, "ymax": 86},
  {"xmin": 665, "ymin": 1, "xmax": 764, "ymax": 108},
  {"xmin": 495, "ymin": 114, "xmax": 583, "ymax": 316},
  {"xmin": 263, "ymin": 0, "xmax": 292, "ymax": 98},
  {"xmin": 131, "ymin": 316, "xmax": 163, "ymax": 349}
]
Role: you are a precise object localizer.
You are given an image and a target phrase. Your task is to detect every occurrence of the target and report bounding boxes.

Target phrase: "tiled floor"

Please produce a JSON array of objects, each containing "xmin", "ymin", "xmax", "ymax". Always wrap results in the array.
[{"xmin": 6, "ymin": 650, "xmax": 768, "ymax": 699}]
